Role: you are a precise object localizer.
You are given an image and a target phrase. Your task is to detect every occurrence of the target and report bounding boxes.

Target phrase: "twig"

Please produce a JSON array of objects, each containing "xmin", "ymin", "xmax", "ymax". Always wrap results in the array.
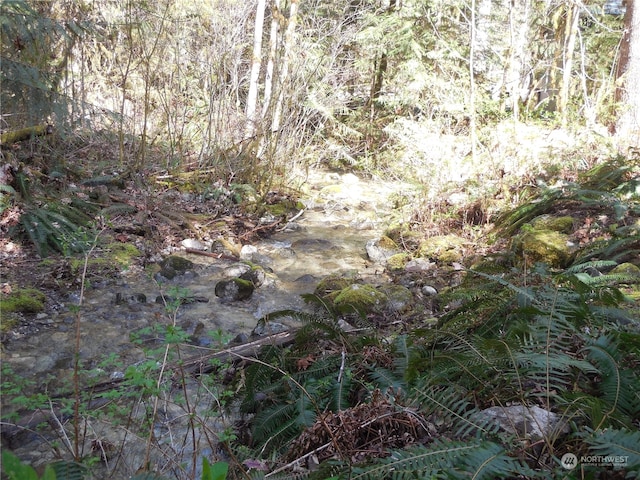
[
  {"xmin": 265, "ymin": 441, "xmax": 332, "ymax": 478},
  {"xmin": 184, "ymin": 247, "xmax": 238, "ymax": 261},
  {"xmin": 277, "ymin": 208, "xmax": 305, "ymax": 231}
]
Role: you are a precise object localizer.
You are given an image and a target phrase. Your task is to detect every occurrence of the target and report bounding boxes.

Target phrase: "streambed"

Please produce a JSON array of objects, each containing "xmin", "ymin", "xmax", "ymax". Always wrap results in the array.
[{"xmin": 1, "ymin": 171, "xmax": 420, "ymax": 477}]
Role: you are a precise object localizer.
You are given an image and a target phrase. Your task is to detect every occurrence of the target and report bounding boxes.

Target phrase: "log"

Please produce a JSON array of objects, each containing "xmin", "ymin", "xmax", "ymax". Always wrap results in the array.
[{"xmin": 0, "ymin": 124, "xmax": 53, "ymax": 146}]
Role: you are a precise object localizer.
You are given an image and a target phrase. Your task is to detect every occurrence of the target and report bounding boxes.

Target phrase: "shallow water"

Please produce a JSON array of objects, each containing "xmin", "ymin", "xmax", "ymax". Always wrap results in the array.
[{"xmin": 1, "ymin": 170, "xmax": 417, "ymax": 477}]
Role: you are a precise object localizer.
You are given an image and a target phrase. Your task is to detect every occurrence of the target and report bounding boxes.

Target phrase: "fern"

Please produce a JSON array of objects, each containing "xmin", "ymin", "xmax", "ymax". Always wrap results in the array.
[
  {"xmin": 583, "ymin": 427, "xmax": 640, "ymax": 471},
  {"xmin": 347, "ymin": 439, "xmax": 533, "ymax": 480},
  {"xmin": 582, "ymin": 336, "xmax": 640, "ymax": 427}
]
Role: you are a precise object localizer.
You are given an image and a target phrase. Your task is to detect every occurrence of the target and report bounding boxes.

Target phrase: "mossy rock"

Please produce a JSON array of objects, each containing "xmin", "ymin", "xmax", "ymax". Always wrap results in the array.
[
  {"xmin": 384, "ymin": 225, "xmax": 422, "ymax": 250},
  {"xmin": 610, "ymin": 262, "xmax": 640, "ymax": 278},
  {"xmin": 513, "ymin": 229, "xmax": 572, "ymax": 268},
  {"xmin": 314, "ymin": 274, "xmax": 356, "ymax": 297},
  {"xmin": 386, "ymin": 253, "xmax": 412, "ymax": 273},
  {"xmin": 158, "ymin": 255, "xmax": 196, "ymax": 279},
  {"xmin": 333, "ymin": 284, "xmax": 387, "ymax": 312},
  {"xmin": 531, "ymin": 215, "xmax": 574, "ymax": 234},
  {"xmin": 377, "ymin": 235, "xmax": 399, "ymax": 250},
  {"xmin": 0, "ymin": 288, "xmax": 46, "ymax": 313},
  {"xmin": 418, "ymin": 235, "xmax": 466, "ymax": 263},
  {"xmin": 214, "ymin": 277, "xmax": 255, "ymax": 302}
]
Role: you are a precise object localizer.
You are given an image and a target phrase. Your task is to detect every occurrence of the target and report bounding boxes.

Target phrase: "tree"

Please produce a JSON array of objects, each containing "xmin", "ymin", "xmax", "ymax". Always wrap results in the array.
[
  {"xmin": 245, "ymin": 0, "xmax": 267, "ymax": 138},
  {"xmin": 616, "ymin": 0, "xmax": 640, "ymax": 148}
]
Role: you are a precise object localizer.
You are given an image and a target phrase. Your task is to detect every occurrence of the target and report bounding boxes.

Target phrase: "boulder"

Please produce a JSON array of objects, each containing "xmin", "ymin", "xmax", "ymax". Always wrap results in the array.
[
  {"xmin": 418, "ymin": 235, "xmax": 466, "ymax": 263},
  {"xmin": 158, "ymin": 255, "xmax": 196, "ymax": 280},
  {"xmin": 474, "ymin": 404, "xmax": 569, "ymax": 441},
  {"xmin": 334, "ymin": 284, "xmax": 387, "ymax": 312},
  {"xmin": 513, "ymin": 229, "xmax": 572, "ymax": 268},
  {"xmin": 215, "ymin": 278, "xmax": 255, "ymax": 303}
]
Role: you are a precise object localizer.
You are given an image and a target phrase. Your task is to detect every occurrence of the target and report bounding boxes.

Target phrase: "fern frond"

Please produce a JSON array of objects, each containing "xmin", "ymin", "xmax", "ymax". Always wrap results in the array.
[
  {"xmin": 583, "ymin": 427, "xmax": 640, "ymax": 470},
  {"xmin": 583, "ymin": 336, "xmax": 640, "ymax": 425},
  {"xmin": 349, "ymin": 439, "xmax": 531, "ymax": 480},
  {"xmin": 100, "ymin": 202, "xmax": 137, "ymax": 217}
]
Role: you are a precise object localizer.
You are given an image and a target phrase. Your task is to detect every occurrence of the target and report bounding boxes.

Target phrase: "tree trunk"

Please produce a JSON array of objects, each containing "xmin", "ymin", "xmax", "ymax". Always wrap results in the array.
[
  {"xmin": 271, "ymin": 0, "xmax": 299, "ymax": 133},
  {"xmin": 261, "ymin": 0, "xmax": 281, "ymax": 119},
  {"xmin": 558, "ymin": 2, "xmax": 580, "ymax": 126},
  {"xmin": 616, "ymin": 0, "xmax": 640, "ymax": 148},
  {"xmin": 245, "ymin": 0, "xmax": 267, "ymax": 138}
]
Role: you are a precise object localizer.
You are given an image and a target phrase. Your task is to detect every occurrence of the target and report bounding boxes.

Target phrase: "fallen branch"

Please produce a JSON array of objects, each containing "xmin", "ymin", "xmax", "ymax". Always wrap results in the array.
[
  {"xmin": 184, "ymin": 247, "xmax": 239, "ymax": 262},
  {"xmin": 1, "ymin": 124, "xmax": 53, "ymax": 146}
]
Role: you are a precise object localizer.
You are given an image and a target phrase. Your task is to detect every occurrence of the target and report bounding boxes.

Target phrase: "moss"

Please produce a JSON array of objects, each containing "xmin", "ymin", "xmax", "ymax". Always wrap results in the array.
[
  {"xmin": 531, "ymin": 215, "xmax": 574, "ymax": 234},
  {"xmin": 106, "ymin": 242, "xmax": 141, "ymax": 267},
  {"xmin": 418, "ymin": 235, "xmax": 466, "ymax": 263},
  {"xmin": 384, "ymin": 225, "xmax": 422, "ymax": 250},
  {"xmin": 386, "ymin": 253, "xmax": 411, "ymax": 272},
  {"xmin": 513, "ymin": 229, "xmax": 571, "ymax": 268},
  {"xmin": 1, "ymin": 288, "xmax": 46, "ymax": 313},
  {"xmin": 0, "ymin": 314, "xmax": 18, "ymax": 332},
  {"xmin": 377, "ymin": 235, "xmax": 399, "ymax": 250},
  {"xmin": 158, "ymin": 255, "xmax": 196, "ymax": 279},
  {"xmin": 610, "ymin": 262, "xmax": 640, "ymax": 276},
  {"xmin": 334, "ymin": 284, "xmax": 387, "ymax": 312},
  {"xmin": 314, "ymin": 274, "xmax": 356, "ymax": 297}
]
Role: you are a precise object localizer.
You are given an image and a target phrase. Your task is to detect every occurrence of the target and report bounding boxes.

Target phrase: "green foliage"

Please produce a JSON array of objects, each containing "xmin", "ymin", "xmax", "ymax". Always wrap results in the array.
[
  {"xmin": 345, "ymin": 439, "xmax": 534, "ymax": 480},
  {"xmin": 201, "ymin": 458, "xmax": 229, "ymax": 480}
]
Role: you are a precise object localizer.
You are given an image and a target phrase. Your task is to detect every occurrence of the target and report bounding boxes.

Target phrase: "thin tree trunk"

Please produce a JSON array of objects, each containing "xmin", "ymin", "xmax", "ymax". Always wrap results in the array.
[
  {"xmin": 616, "ymin": 0, "xmax": 640, "ymax": 147},
  {"xmin": 262, "ymin": 0, "xmax": 281, "ymax": 119},
  {"xmin": 469, "ymin": 0, "xmax": 478, "ymax": 162},
  {"xmin": 559, "ymin": 2, "xmax": 580, "ymax": 126},
  {"xmin": 245, "ymin": 0, "xmax": 267, "ymax": 138},
  {"xmin": 271, "ymin": 0, "xmax": 299, "ymax": 133}
]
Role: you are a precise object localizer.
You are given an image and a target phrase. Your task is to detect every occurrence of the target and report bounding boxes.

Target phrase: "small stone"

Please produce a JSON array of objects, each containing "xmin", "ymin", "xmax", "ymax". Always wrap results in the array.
[
  {"xmin": 181, "ymin": 238, "xmax": 206, "ymax": 250},
  {"xmin": 240, "ymin": 244, "xmax": 259, "ymax": 261},
  {"xmin": 422, "ymin": 285, "xmax": 438, "ymax": 296}
]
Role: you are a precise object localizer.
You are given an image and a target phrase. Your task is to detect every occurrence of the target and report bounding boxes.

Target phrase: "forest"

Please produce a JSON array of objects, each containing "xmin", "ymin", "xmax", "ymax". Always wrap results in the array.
[{"xmin": 1, "ymin": 0, "xmax": 639, "ymax": 479}]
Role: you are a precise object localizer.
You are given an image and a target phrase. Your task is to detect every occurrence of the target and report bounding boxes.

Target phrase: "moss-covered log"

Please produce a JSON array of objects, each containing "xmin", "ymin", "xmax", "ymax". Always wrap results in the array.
[{"xmin": 0, "ymin": 124, "xmax": 53, "ymax": 146}]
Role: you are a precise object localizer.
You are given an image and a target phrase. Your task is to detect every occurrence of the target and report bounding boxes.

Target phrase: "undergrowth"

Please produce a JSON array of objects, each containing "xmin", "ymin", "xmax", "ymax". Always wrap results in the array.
[{"xmin": 2, "ymin": 156, "xmax": 640, "ymax": 479}]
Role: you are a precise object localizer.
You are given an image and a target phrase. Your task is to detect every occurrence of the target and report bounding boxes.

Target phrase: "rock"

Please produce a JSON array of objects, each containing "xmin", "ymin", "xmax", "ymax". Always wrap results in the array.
[
  {"xmin": 333, "ymin": 284, "xmax": 387, "ymax": 312},
  {"xmin": 181, "ymin": 238, "xmax": 207, "ymax": 250},
  {"xmin": 513, "ymin": 229, "xmax": 572, "ymax": 268},
  {"xmin": 404, "ymin": 258, "xmax": 436, "ymax": 272},
  {"xmin": 386, "ymin": 253, "xmax": 412, "ymax": 273},
  {"xmin": 610, "ymin": 262, "xmax": 640, "ymax": 277},
  {"xmin": 292, "ymin": 238, "xmax": 336, "ymax": 252},
  {"xmin": 114, "ymin": 292, "xmax": 147, "ymax": 305},
  {"xmin": 223, "ymin": 263, "xmax": 252, "ymax": 278},
  {"xmin": 314, "ymin": 274, "xmax": 356, "ymax": 297},
  {"xmin": 158, "ymin": 255, "xmax": 196, "ymax": 280},
  {"xmin": 252, "ymin": 321, "xmax": 290, "ymax": 337},
  {"xmin": 474, "ymin": 404, "xmax": 569, "ymax": 441},
  {"xmin": 531, "ymin": 215, "xmax": 574, "ymax": 234},
  {"xmin": 240, "ymin": 244, "xmax": 258, "ymax": 261},
  {"xmin": 379, "ymin": 284, "xmax": 414, "ymax": 313},
  {"xmin": 422, "ymin": 285, "xmax": 438, "ymax": 296},
  {"xmin": 239, "ymin": 266, "xmax": 267, "ymax": 288},
  {"xmin": 215, "ymin": 278, "xmax": 255, "ymax": 303},
  {"xmin": 418, "ymin": 235, "xmax": 466, "ymax": 263},
  {"xmin": 366, "ymin": 236, "xmax": 399, "ymax": 264}
]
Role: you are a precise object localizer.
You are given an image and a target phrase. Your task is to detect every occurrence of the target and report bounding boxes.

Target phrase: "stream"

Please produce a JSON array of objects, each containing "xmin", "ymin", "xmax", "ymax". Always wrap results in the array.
[{"xmin": 1, "ymin": 170, "xmax": 419, "ymax": 478}]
